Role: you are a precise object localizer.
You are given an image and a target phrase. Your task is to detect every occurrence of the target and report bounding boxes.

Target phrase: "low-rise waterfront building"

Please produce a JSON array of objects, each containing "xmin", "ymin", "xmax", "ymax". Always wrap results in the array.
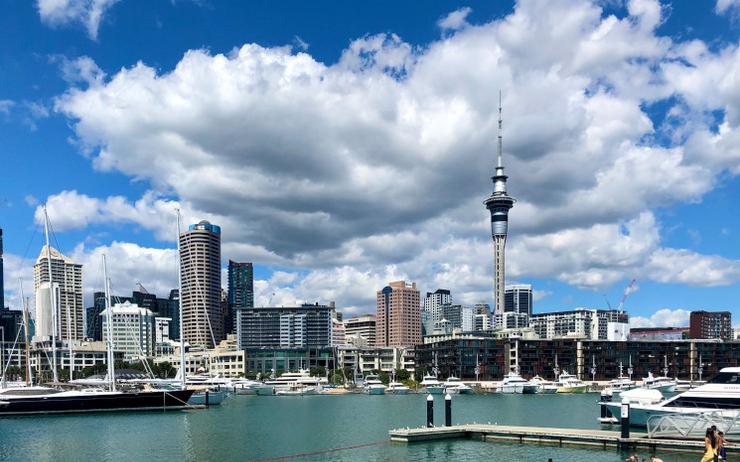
[
  {"xmin": 415, "ymin": 337, "xmax": 739, "ymax": 381},
  {"xmin": 156, "ymin": 335, "xmax": 245, "ymax": 377},
  {"xmin": 336, "ymin": 346, "xmax": 415, "ymax": 377}
]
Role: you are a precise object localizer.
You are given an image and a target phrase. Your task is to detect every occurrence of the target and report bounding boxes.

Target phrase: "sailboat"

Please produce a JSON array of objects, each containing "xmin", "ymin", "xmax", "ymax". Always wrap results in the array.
[{"xmin": 0, "ymin": 209, "xmax": 194, "ymax": 415}]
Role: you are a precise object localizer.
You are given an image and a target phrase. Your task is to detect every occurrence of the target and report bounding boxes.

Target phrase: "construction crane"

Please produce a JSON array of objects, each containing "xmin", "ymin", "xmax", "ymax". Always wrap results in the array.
[{"xmin": 617, "ymin": 278, "xmax": 638, "ymax": 311}]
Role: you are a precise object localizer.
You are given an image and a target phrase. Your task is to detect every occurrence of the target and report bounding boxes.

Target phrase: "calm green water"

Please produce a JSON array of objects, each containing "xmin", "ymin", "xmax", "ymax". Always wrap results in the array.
[{"xmin": 0, "ymin": 393, "xmax": 698, "ymax": 462}]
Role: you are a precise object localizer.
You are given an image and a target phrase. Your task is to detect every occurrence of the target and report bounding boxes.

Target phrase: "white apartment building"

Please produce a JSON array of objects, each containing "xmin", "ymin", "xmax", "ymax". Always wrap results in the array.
[
  {"xmin": 155, "ymin": 317, "xmax": 172, "ymax": 344},
  {"xmin": 529, "ymin": 308, "xmax": 629, "ymax": 341},
  {"xmin": 101, "ymin": 301, "xmax": 155, "ymax": 360}
]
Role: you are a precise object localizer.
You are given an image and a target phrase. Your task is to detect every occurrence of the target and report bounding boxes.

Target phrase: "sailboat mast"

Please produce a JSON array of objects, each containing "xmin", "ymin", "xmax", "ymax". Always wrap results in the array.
[
  {"xmin": 176, "ymin": 210, "xmax": 186, "ymax": 390},
  {"xmin": 19, "ymin": 280, "xmax": 32, "ymax": 385},
  {"xmin": 43, "ymin": 206, "xmax": 59, "ymax": 383},
  {"xmin": 103, "ymin": 254, "xmax": 116, "ymax": 392}
]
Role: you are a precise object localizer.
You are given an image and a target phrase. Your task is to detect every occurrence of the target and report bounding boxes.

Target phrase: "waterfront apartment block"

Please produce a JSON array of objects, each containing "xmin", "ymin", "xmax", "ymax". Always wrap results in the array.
[
  {"xmin": 529, "ymin": 308, "xmax": 629, "ymax": 341},
  {"xmin": 376, "ymin": 280, "xmax": 421, "ymax": 348},
  {"xmin": 33, "ymin": 246, "xmax": 84, "ymax": 341},
  {"xmin": 415, "ymin": 337, "xmax": 739, "ymax": 381},
  {"xmin": 496, "ymin": 284, "xmax": 532, "ymax": 329},
  {"xmin": 101, "ymin": 302, "xmax": 155, "ymax": 360},
  {"xmin": 235, "ymin": 304, "xmax": 332, "ymax": 350},
  {"xmin": 179, "ymin": 220, "xmax": 223, "ymax": 349},
  {"xmin": 157, "ymin": 334, "xmax": 245, "ymax": 378},
  {"xmin": 336, "ymin": 346, "xmax": 415, "ymax": 376},
  {"xmin": 244, "ymin": 347, "xmax": 335, "ymax": 374},
  {"xmin": 689, "ymin": 310, "xmax": 732, "ymax": 340},
  {"xmin": 28, "ymin": 340, "xmax": 124, "ymax": 381}
]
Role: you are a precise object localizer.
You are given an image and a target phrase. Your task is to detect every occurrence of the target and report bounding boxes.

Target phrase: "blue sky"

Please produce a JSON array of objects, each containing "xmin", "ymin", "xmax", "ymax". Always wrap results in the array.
[{"xmin": 1, "ymin": 0, "xmax": 740, "ymax": 325}]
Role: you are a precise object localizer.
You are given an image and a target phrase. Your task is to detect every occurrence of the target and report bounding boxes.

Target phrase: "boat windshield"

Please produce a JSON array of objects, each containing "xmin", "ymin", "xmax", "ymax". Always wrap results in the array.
[{"xmin": 709, "ymin": 372, "xmax": 740, "ymax": 384}]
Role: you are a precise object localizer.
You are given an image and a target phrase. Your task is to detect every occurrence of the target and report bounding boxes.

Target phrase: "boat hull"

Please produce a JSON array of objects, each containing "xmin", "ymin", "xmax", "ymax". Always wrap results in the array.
[
  {"xmin": 556, "ymin": 385, "xmax": 589, "ymax": 394},
  {"xmin": 426, "ymin": 386, "xmax": 446, "ymax": 395},
  {"xmin": 365, "ymin": 387, "xmax": 386, "ymax": 395},
  {"xmin": 188, "ymin": 390, "xmax": 228, "ymax": 405},
  {"xmin": 497, "ymin": 385, "xmax": 524, "ymax": 394},
  {"xmin": 0, "ymin": 389, "xmax": 195, "ymax": 416},
  {"xmin": 255, "ymin": 385, "xmax": 274, "ymax": 396},
  {"xmin": 522, "ymin": 385, "xmax": 539, "ymax": 394},
  {"xmin": 387, "ymin": 388, "xmax": 409, "ymax": 395}
]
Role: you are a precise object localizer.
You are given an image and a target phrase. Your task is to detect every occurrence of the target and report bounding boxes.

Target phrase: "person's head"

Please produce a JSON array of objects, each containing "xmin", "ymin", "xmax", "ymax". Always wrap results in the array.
[
  {"xmin": 719, "ymin": 431, "xmax": 724, "ymax": 437},
  {"xmin": 711, "ymin": 425, "xmax": 717, "ymax": 432},
  {"xmin": 706, "ymin": 428, "xmax": 717, "ymax": 447}
]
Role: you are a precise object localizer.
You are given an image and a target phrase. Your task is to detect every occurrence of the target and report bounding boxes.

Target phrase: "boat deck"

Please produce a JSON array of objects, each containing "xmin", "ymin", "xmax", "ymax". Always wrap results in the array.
[{"xmin": 389, "ymin": 424, "xmax": 738, "ymax": 454}]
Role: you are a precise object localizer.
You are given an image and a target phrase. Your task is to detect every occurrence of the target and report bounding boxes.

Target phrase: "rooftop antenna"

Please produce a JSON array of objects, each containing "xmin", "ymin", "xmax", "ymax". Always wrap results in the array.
[{"xmin": 497, "ymin": 90, "xmax": 503, "ymax": 169}]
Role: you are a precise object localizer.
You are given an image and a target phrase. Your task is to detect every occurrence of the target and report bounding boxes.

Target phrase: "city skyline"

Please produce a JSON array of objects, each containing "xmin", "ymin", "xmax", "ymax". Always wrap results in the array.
[{"xmin": 2, "ymin": 1, "xmax": 740, "ymax": 327}]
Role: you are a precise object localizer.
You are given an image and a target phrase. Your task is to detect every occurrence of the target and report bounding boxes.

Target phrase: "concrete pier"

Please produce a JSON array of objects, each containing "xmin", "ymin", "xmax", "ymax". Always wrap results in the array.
[{"xmin": 389, "ymin": 424, "xmax": 738, "ymax": 455}]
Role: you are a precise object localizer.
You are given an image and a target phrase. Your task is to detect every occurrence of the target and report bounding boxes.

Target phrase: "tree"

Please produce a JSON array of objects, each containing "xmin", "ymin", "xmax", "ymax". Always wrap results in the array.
[
  {"xmin": 310, "ymin": 366, "xmax": 326, "ymax": 378},
  {"xmin": 378, "ymin": 371, "xmax": 390, "ymax": 385},
  {"xmin": 394, "ymin": 368, "xmax": 410, "ymax": 382}
]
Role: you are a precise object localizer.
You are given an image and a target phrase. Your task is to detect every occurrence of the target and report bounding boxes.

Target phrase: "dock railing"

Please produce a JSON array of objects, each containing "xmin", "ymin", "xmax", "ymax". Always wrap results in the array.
[{"xmin": 647, "ymin": 410, "xmax": 740, "ymax": 439}]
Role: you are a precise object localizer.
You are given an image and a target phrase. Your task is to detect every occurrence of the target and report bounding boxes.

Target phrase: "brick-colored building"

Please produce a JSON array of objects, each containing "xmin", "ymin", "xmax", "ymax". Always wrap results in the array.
[
  {"xmin": 689, "ymin": 310, "xmax": 732, "ymax": 340},
  {"xmin": 376, "ymin": 281, "xmax": 421, "ymax": 347}
]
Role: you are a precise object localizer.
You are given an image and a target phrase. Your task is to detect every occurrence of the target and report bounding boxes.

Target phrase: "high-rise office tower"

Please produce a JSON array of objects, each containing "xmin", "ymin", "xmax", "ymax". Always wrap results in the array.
[
  {"xmin": 376, "ymin": 280, "xmax": 421, "ymax": 347},
  {"xmin": 228, "ymin": 260, "xmax": 253, "ymax": 334},
  {"xmin": 179, "ymin": 220, "xmax": 223, "ymax": 349},
  {"xmin": 422, "ymin": 289, "xmax": 451, "ymax": 329},
  {"xmin": 498, "ymin": 284, "xmax": 532, "ymax": 329},
  {"xmin": 483, "ymin": 95, "xmax": 515, "ymax": 325},
  {"xmin": 33, "ymin": 245, "xmax": 84, "ymax": 341}
]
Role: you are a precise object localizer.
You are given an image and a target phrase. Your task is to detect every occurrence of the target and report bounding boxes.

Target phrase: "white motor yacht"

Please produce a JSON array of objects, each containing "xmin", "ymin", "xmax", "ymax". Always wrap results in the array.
[
  {"xmin": 604, "ymin": 367, "xmax": 740, "ymax": 428},
  {"xmin": 640, "ymin": 372, "xmax": 677, "ymax": 393},
  {"xmin": 529, "ymin": 375, "xmax": 558, "ymax": 394},
  {"xmin": 444, "ymin": 377, "xmax": 473, "ymax": 395},
  {"xmin": 607, "ymin": 363, "xmax": 636, "ymax": 393},
  {"xmin": 496, "ymin": 371, "xmax": 530, "ymax": 394},
  {"xmin": 363, "ymin": 375, "xmax": 387, "ymax": 395},
  {"xmin": 386, "ymin": 382, "xmax": 410, "ymax": 395},
  {"xmin": 420, "ymin": 374, "xmax": 445, "ymax": 395},
  {"xmin": 263, "ymin": 370, "xmax": 326, "ymax": 394},
  {"xmin": 555, "ymin": 371, "xmax": 589, "ymax": 393}
]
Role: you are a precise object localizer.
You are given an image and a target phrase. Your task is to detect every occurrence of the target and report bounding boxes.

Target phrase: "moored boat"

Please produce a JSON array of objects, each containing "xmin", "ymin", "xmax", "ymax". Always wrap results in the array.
[
  {"xmin": 386, "ymin": 382, "xmax": 410, "ymax": 395},
  {"xmin": 363, "ymin": 375, "xmax": 387, "ymax": 395},
  {"xmin": 555, "ymin": 371, "xmax": 589, "ymax": 393}
]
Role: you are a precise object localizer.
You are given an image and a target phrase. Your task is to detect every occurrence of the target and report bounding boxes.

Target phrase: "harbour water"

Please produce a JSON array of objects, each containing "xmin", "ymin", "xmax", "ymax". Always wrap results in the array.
[{"xmin": 0, "ymin": 393, "xmax": 699, "ymax": 461}]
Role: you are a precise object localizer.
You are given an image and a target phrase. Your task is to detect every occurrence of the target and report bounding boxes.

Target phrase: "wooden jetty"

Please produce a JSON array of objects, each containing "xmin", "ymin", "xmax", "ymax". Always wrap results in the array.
[{"xmin": 389, "ymin": 424, "xmax": 738, "ymax": 455}]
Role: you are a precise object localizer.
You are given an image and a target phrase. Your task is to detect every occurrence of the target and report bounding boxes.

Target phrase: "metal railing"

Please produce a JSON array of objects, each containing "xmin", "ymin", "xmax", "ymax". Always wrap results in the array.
[{"xmin": 647, "ymin": 410, "xmax": 740, "ymax": 439}]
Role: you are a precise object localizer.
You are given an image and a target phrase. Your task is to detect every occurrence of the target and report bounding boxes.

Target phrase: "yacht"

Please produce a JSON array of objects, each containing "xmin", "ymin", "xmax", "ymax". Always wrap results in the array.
[
  {"xmin": 555, "ymin": 371, "xmax": 589, "ymax": 393},
  {"xmin": 606, "ymin": 362, "xmax": 636, "ymax": 393},
  {"xmin": 496, "ymin": 371, "xmax": 530, "ymax": 394},
  {"xmin": 444, "ymin": 377, "xmax": 473, "ymax": 395},
  {"xmin": 363, "ymin": 375, "xmax": 386, "ymax": 395},
  {"xmin": 640, "ymin": 372, "xmax": 677, "ymax": 393},
  {"xmin": 263, "ymin": 370, "xmax": 326, "ymax": 393},
  {"xmin": 386, "ymin": 382, "xmax": 410, "ymax": 395},
  {"xmin": 275, "ymin": 384, "xmax": 319, "ymax": 396},
  {"xmin": 529, "ymin": 375, "xmax": 558, "ymax": 394},
  {"xmin": 420, "ymin": 374, "xmax": 445, "ymax": 395},
  {"xmin": 603, "ymin": 367, "xmax": 740, "ymax": 427},
  {"xmin": 0, "ymin": 386, "xmax": 194, "ymax": 415}
]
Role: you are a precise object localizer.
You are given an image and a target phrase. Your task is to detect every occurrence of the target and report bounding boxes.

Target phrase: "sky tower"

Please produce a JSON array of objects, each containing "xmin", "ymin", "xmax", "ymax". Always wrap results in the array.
[{"xmin": 484, "ymin": 93, "xmax": 515, "ymax": 325}]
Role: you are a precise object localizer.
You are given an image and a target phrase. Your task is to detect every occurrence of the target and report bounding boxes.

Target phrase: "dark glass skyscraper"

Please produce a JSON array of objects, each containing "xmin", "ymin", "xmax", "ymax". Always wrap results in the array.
[{"xmin": 228, "ymin": 260, "xmax": 254, "ymax": 308}]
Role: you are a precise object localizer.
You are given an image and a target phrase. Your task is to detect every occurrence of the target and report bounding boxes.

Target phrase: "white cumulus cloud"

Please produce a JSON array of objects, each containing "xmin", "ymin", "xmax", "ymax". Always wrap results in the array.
[{"xmin": 37, "ymin": 0, "xmax": 120, "ymax": 39}]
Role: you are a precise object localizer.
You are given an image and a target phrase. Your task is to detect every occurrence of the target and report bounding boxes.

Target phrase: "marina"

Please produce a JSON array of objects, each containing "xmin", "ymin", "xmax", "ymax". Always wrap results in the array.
[{"xmin": 0, "ymin": 391, "xmax": 719, "ymax": 462}]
